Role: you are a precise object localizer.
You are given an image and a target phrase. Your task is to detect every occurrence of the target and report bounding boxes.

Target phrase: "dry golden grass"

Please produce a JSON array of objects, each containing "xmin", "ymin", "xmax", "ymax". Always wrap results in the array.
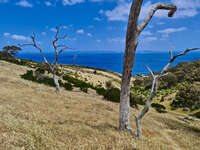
[{"xmin": 0, "ymin": 60, "xmax": 200, "ymax": 150}]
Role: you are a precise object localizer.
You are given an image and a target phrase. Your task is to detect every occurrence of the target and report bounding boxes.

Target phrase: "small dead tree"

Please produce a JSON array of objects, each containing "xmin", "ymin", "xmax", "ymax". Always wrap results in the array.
[
  {"xmin": 120, "ymin": 0, "xmax": 177, "ymax": 133},
  {"xmin": 134, "ymin": 48, "xmax": 200, "ymax": 139},
  {"xmin": 21, "ymin": 26, "xmax": 73, "ymax": 94}
]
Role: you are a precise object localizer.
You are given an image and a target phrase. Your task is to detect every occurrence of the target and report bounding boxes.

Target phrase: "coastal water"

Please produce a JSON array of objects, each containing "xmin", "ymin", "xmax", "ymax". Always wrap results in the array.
[{"xmin": 16, "ymin": 51, "xmax": 200, "ymax": 75}]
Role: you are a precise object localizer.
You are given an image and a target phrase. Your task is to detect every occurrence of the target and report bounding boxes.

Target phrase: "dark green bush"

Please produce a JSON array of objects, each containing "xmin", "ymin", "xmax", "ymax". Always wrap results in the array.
[
  {"xmin": 130, "ymin": 93, "xmax": 145, "ymax": 107},
  {"xmin": 95, "ymin": 87, "xmax": 106, "ymax": 96},
  {"xmin": 171, "ymin": 84, "xmax": 200, "ymax": 111},
  {"xmin": 64, "ymin": 83, "xmax": 73, "ymax": 91},
  {"xmin": 192, "ymin": 111, "xmax": 200, "ymax": 119},
  {"xmin": 103, "ymin": 87, "xmax": 120, "ymax": 102},
  {"xmin": 21, "ymin": 70, "xmax": 55, "ymax": 87},
  {"xmin": 160, "ymin": 73, "xmax": 178, "ymax": 89},
  {"xmin": 80, "ymin": 86, "xmax": 88, "ymax": 93},
  {"xmin": 21, "ymin": 70, "xmax": 35, "ymax": 81},
  {"xmin": 105, "ymin": 80, "xmax": 113, "ymax": 90},
  {"xmin": 151, "ymin": 103, "xmax": 167, "ymax": 113},
  {"xmin": 35, "ymin": 67, "xmax": 45, "ymax": 74}
]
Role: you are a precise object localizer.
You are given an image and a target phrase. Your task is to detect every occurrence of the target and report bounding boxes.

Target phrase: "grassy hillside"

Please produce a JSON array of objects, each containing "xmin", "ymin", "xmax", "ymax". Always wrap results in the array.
[
  {"xmin": 0, "ymin": 60, "xmax": 200, "ymax": 150},
  {"xmin": 132, "ymin": 59, "xmax": 200, "ymax": 115}
]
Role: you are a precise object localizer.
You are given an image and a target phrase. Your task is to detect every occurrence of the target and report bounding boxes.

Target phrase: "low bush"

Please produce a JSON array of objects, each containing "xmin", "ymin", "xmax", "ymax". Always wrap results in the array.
[
  {"xmin": 192, "ymin": 111, "xmax": 200, "ymax": 119},
  {"xmin": 103, "ymin": 87, "xmax": 120, "ymax": 102},
  {"xmin": 171, "ymin": 84, "xmax": 200, "ymax": 111},
  {"xmin": 105, "ymin": 80, "xmax": 113, "ymax": 90},
  {"xmin": 151, "ymin": 103, "xmax": 167, "ymax": 113},
  {"xmin": 80, "ymin": 86, "xmax": 88, "ymax": 93},
  {"xmin": 64, "ymin": 83, "xmax": 73, "ymax": 91},
  {"xmin": 21, "ymin": 70, "xmax": 35, "ymax": 81}
]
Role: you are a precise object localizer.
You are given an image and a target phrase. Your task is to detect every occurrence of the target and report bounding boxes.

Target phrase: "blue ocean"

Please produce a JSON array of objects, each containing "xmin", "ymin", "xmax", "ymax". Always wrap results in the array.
[{"xmin": 16, "ymin": 51, "xmax": 200, "ymax": 75}]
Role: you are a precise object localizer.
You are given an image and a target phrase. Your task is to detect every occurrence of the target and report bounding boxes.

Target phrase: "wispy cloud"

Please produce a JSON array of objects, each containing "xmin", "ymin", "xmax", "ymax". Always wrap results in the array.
[
  {"xmin": 0, "ymin": 0, "xmax": 8, "ymax": 3},
  {"xmin": 16, "ymin": 0, "xmax": 33, "ymax": 8},
  {"xmin": 3, "ymin": 32, "xmax": 10, "ymax": 37},
  {"xmin": 103, "ymin": 0, "xmax": 200, "ymax": 21},
  {"xmin": 11, "ymin": 34, "xmax": 31, "ymax": 41},
  {"xmin": 87, "ymin": 33, "xmax": 92, "ymax": 37},
  {"xmin": 76, "ymin": 29, "xmax": 84, "ymax": 34},
  {"xmin": 157, "ymin": 27, "xmax": 187, "ymax": 38},
  {"xmin": 44, "ymin": 1, "xmax": 52, "ymax": 7},
  {"xmin": 141, "ymin": 31, "xmax": 153, "ymax": 36},
  {"xmin": 158, "ymin": 27, "xmax": 187, "ymax": 34},
  {"xmin": 108, "ymin": 37, "xmax": 125, "ymax": 43},
  {"xmin": 62, "ymin": 0, "xmax": 85, "ymax": 6}
]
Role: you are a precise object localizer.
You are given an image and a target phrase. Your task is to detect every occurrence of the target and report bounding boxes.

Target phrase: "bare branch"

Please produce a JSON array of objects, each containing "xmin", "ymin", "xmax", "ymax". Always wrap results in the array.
[
  {"xmin": 20, "ymin": 33, "xmax": 53, "ymax": 71},
  {"xmin": 161, "ymin": 48, "xmax": 200, "ymax": 75},
  {"xmin": 138, "ymin": 3, "xmax": 177, "ymax": 33},
  {"xmin": 145, "ymin": 64, "xmax": 154, "ymax": 77},
  {"xmin": 134, "ymin": 47, "xmax": 200, "ymax": 139}
]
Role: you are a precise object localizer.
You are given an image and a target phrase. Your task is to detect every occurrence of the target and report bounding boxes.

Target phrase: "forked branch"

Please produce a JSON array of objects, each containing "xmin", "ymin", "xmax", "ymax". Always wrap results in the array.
[
  {"xmin": 134, "ymin": 47, "xmax": 200, "ymax": 139},
  {"xmin": 20, "ymin": 26, "xmax": 74, "ymax": 94},
  {"xmin": 138, "ymin": 3, "xmax": 177, "ymax": 33}
]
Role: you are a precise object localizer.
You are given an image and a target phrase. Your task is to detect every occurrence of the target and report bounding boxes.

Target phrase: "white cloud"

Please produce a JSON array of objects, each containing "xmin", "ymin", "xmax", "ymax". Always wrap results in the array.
[
  {"xmin": 94, "ymin": 17, "xmax": 102, "ymax": 21},
  {"xmin": 3, "ymin": 32, "xmax": 10, "ymax": 37},
  {"xmin": 41, "ymin": 32, "xmax": 47, "ymax": 36},
  {"xmin": 3, "ymin": 32, "xmax": 31, "ymax": 41},
  {"xmin": 158, "ymin": 27, "xmax": 187, "ymax": 34},
  {"xmin": 96, "ymin": 39, "xmax": 101, "ymax": 43},
  {"xmin": 141, "ymin": 31, "xmax": 152, "ymax": 36},
  {"xmin": 157, "ymin": 27, "xmax": 187, "ymax": 38},
  {"xmin": 16, "ymin": 0, "xmax": 33, "ymax": 8},
  {"xmin": 50, "ymin": 28, "xmax": 57, "ymax": 32},
  {"xmin": 62, "ymin": 0, "xmax": 85, "ymax": 6},
  {"xmin": 0, "ymin": 0, "xmax": 8, "ymax": 3},
  {"xmin": 104, "ymin": 1, "xmax": 130, "ymax": 21},
  {"xmin": 44, "ymin": 1, "xmax": 52, "ymax": 7},
  {"xmin": 87, "ymin": 33, "xmax": 92, "ymax": 37},
  {"xmin": 89, "ymin": 0, "xmax": 103, "ymax": 2},
  {"xmin": 108, "ymin": 37, "xmax": 125, "ymax": 43},
  {"xmin": 76, "ymin": 29, "xmax": 84, "ymax": 34},
  {"xmin": 103, "ymin": 0, "xmax": 200, "ymax": 21},
  {"xmin": 11, "ymin": 34, "xmax": 31, "ymax": 41},
  {"xmin": 143, "ymin": 36, "xmax": 157, "ymax": 42},
  {"xmin": 62, "ymin": 25, "xmax": 68, "ymax": 29}
]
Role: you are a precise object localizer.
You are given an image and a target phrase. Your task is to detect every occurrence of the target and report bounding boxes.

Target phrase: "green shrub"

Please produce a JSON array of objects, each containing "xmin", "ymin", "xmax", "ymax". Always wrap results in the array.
[
  {"xmin": 103, "ymin": 87, "xmax": 120, "ymax": 102},
  {"xmin": 151, "ymin": 103, "xmax": 167, "ymax": 113},
  {"xmin": 64, "ymin": 83, "xmax": 73, "ymax": 91},
  {"xmin": 21, "ymin": 70, "xmax": 55, "ymax": 87},
  {"xmin": 105, "ymin": 80, "xmax": 113, "ymax": 90},
  {"xmin": 171, "ymin": 84, "xmax": 200, "ymax": 111},
  {"xmin": 95, "ymin": 87, "xmax": 106, "ymax": 96},
  {"xmin": 192, "ymin": 111, "xmax": 200, "ymax": 119},
  {"xmin": 35, "ymin": 67, "xmax": 45, "ymax": 74},
  {"xmin": 21, "ymin": 70, "xmax": 35, "ymax": 81},
  {"xmin": 80, "ymin": 86, "xmax": 88, "ymax": 93}
]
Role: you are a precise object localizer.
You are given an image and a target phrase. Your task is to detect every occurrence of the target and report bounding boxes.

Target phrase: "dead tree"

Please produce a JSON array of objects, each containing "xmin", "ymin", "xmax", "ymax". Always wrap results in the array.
[
  {"xmin": 119, "ymin": 0, "xmax": 177, "ymax": 133},
  {"xmin": 21, "ymin": 26, "xmax": 73, "ymax": 94},
  {"xmin": 135, "ymin": 48, "xmax": 200, "ymax": 139}
]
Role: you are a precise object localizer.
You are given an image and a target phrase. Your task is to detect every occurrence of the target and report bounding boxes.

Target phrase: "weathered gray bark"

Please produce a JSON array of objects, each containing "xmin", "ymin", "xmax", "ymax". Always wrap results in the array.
[
  {"xmin": 119, "ymin": 0, "xmax": 177, "ymax": 132},
  {"xmin": 21, "ymin": 26, "xmax": 73, "ymax": 94},
  {"xmin": 134, "ymin": 48, "xmax": 200, "ymax": 139}
]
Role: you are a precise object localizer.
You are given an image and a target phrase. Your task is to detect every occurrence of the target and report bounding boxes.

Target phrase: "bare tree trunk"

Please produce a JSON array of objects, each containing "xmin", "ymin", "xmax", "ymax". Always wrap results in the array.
[
  {"xmin": 119, "ymin": 0, "xmax": 177, "ymax": 133},
  {"xmin": 119, "ymin": 0, "xmax": 142, "ymax": 132},
  {"xmin": 119, "ymin": 41, "xmax": 138, "ymax": 133},
  {"xmin": 53, "ymin": 73, "xmax": 60, "ymax": 94}
]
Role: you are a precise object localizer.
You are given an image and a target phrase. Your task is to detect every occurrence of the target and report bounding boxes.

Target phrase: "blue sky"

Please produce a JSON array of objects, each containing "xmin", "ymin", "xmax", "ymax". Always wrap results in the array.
[{"xmin": 0, "ymin": 0, "xmax": 200, "ymax": 53}]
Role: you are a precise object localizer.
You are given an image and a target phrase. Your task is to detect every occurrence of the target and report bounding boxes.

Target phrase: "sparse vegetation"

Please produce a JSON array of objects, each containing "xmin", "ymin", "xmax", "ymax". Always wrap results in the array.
[{"xmin": 1, "ymin": 60, "xmax": 200, "ymax": 150}]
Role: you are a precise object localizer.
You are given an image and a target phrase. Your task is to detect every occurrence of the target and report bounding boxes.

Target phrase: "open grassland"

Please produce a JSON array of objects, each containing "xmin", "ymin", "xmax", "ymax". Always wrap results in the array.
[{"xmin": 0, "ymin": 60, "xmax": 200, "ymax": 150}]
